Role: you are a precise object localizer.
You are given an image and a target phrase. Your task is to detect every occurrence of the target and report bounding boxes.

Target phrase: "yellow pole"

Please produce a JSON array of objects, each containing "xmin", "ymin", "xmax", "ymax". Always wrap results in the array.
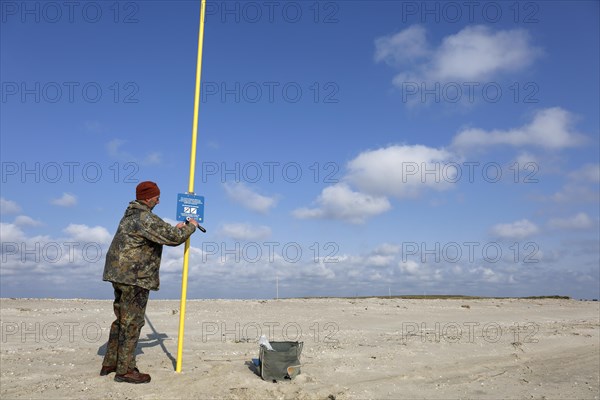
[{"xmin": 176, "ymin": 0, "xmax": 207, "ymax": 373}]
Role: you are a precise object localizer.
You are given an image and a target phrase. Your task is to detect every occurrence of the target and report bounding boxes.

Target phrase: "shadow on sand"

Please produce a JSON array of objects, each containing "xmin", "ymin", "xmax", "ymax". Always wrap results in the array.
[{"xmin": 97, "ymin": 314, "xmax": 177, "ymax": 370}]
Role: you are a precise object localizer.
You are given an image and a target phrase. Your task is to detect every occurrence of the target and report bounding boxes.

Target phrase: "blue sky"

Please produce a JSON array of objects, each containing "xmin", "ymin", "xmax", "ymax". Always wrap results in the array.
[{"xmin": 1, "ymin": 1, "xmax": 598, "ymax": 300}]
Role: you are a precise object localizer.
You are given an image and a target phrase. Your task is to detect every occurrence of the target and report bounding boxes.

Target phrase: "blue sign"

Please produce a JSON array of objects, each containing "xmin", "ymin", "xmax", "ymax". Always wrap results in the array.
[{"xmin": 176, "ymin": 193, "xmax": 205, "ymax": 223}]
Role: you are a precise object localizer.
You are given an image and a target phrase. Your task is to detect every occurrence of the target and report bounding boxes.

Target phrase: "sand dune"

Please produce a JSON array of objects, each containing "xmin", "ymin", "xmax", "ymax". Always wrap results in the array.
[{"xmin": 1, "ymin": 297, "xmax": 598, "ymax": 399}]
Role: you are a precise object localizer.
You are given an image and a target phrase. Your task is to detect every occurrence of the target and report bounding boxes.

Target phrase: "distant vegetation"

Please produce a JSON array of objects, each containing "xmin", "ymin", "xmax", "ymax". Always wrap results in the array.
[{"xmin": 299, "ymin": 295, "xmax": 572, "ymax": 300}]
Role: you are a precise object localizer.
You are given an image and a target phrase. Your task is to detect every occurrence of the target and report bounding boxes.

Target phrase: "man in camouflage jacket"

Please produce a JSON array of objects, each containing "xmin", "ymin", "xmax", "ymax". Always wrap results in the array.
[{"xmin": 100, "ymin": 181, "xmax": 199, "ymax": 384}]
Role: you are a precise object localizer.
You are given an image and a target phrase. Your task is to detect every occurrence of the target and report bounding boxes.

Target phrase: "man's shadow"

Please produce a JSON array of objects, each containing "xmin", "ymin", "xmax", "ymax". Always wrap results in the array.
[{"xmin": 97, "ymin": 315, "xmax": 177, "ymax": 370}]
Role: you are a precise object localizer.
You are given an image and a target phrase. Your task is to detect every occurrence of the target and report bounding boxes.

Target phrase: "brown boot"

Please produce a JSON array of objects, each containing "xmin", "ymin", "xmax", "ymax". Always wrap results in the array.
[{"xmin": 114, "ymin": 369, "xmax": 151, "ymax": 384}]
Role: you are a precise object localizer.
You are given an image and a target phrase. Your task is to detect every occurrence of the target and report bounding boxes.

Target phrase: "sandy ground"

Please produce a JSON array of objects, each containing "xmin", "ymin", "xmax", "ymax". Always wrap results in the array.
[{"xmin": 0, "ymin": 297, "xmax": 598, "ymax": 400}]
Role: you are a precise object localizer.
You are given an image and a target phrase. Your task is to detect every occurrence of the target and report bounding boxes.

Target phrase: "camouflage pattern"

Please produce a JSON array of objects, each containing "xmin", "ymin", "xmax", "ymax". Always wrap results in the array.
[
  {"xmin": 102, "ymin": 282, "xmax": 150, "ymax": 375},
  {"xmin": 103, "ymin": 200, "xmax": 196, "ymax": 291}
]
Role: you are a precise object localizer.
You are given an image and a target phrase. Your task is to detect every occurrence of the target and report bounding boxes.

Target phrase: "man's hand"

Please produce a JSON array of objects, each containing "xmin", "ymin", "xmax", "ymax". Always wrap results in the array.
[
  {"xmin": 187, "ymin": 218, "xmax": 200, "ymax": 227},
  {"xmin": 177, "ymin": 219, "xmax": 199, "ymax": 228}
]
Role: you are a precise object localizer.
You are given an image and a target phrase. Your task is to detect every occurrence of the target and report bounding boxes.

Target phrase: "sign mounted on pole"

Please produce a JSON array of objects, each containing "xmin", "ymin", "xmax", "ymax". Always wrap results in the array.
[{"xmin": 176, "ymin": 193, "xmax": 205, "ymax": 223}]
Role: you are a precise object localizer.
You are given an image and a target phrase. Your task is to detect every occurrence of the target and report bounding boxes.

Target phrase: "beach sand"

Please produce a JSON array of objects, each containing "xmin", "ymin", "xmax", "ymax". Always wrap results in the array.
[{"xmin": 1, "ymin": 297, "xmax": 598, "ymax": 399}]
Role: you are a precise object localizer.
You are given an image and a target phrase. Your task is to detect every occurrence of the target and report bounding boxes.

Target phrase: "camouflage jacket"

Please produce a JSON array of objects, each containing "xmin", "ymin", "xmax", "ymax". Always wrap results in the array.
[{"xmin": 103, "ymin": 200, "xmax": 196, "ymax": 290}]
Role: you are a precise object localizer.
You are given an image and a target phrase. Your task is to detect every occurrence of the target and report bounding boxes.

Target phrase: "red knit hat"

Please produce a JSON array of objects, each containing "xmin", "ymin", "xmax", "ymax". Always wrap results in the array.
[{"xmin": 136, "ymin": 181, "xmax": 160, "ymax": 200}]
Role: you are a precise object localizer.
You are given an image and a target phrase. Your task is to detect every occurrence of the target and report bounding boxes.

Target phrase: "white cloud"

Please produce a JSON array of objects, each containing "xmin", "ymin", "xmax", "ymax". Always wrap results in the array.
[
  {"xmin": 374, "ymin": 243, "xmax": 400, "ymax": 255},
  {"xmin": 376, "ymin": 25, "xmax": 542, "ymax": 84},
  {"xmin": 548, "ymin": 213, "xmax": 594, "ymax": 230},
  {"xmin": 293, "ymin": 144, "xmax": 456, "ymax": 223},
  {"xmin": 346, "ymin": 144, "xmax": 457, "ymax": 198},
  {"xmin": 223, "ymin": 182, "xmax": 278, "ymax": 214},
  {"xmin": 0, "ymin": 198, "xmax": 21, "ymax": 214},
  {"xmin": 451, "ymin": 108, "xmax": 585, "ymax": 150},
  {"xmin": 426, "ymin": 26, "xmax": 540, "ymax": 81},
  {"xmin": 218, "ymin": 223, "xmax": 272, "ymax": 241},
  {"xmin": 569, "ymin": 164, "xmax": 600, "ymax": 183},
  {"xmin": 14, "ymin": 215, "xmax": 42, "ymax": 227},
  {"xmin": 374, "ymin": 25, "xmax": 430, "ymax": 66},
  {"xmin": 547, "ymin": 183, "xmax": 600, "ymax": 204},
  {"xmin": 1, "ymin": 223, "xmax": 597, "ymax": 299},
  {"xmin": 0, "ymin": 222, "xmax": 26, "ymax": 242},
  {"xmin": 470, "ymin": 266, "xmax": 501, "ymax": 283},
  {"xmin": 398, "ymin": 259, "xmax": 421, "ymax": 275},
  {"xmin": 366, "ymin": 254, "xmax": 395, "ymax": 268},
  {"xmin": 292, "ymin": 183, "xmax": 391, "ymax": 224},
  {"xmin": 515, "ymin": 152, "xmax": 539, "ymax": 166},
  {"xmin": 363, "ymin": 243, "xmax": 401, "ymax": 268},
  {"xmin": 63, "ymin": 224, "xmax": 112, "ymax": 244},
  {"xmin": 540, "ymin": 164, "xmax": 600, "ymax": 204},
  {"xmin": 491, "ymin": 219, "xmax": 540, "ymax": 239},
  {"xmin": 0, "ymin": 222, "xmax": 112, "ymax": 290},
  {"xmin": 51, "ymin": 193, "xmax": 78, "ymax": 207}
]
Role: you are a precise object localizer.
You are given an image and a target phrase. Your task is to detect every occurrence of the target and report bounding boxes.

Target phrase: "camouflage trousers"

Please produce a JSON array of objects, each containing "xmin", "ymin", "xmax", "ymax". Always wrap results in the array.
[{"xmin": 102, "ymin": 282, "xmax": 150, "ymax": 375}]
